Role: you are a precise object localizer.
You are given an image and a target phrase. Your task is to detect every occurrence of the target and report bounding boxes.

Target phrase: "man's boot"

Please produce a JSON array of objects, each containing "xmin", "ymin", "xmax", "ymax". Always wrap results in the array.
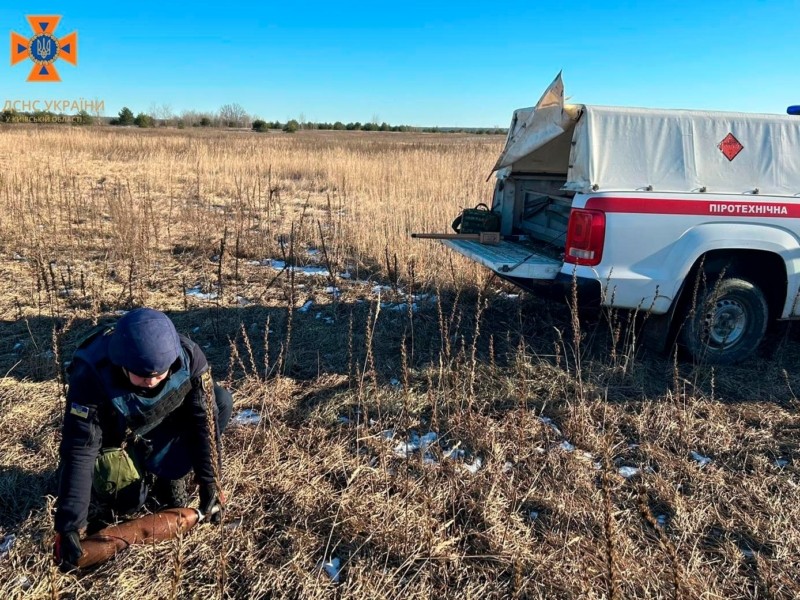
[{"xmin": 152, "ymin": 475, "xmax": 189, "ymax": 508}]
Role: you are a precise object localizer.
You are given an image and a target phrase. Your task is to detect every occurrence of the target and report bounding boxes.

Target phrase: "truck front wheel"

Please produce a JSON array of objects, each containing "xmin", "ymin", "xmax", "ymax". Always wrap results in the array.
[{"xmin": 680, "ymin": 276, "xmax": 769, "ymax": 365}]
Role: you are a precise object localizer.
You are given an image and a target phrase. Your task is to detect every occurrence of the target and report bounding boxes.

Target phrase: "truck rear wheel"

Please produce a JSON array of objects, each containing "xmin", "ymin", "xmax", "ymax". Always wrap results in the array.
[{"xmin": 680, "ymin": 276, "xmax": 768, "ymax": 365}]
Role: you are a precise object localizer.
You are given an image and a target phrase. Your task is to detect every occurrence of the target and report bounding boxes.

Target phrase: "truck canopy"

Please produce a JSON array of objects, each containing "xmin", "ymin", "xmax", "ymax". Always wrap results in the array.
[{"xmin": 494, "ymin": 74, "xmax": 800, "ymax": 197}]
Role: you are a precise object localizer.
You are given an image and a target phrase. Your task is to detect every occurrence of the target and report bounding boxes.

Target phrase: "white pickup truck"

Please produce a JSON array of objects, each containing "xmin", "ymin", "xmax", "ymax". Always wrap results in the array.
[{"xmin": 443, "ymin": 74, "xmax": 800, "ymax": 364}]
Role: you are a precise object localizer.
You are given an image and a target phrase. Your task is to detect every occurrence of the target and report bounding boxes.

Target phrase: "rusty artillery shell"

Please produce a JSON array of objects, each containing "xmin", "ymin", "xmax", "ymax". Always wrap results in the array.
[{"xmin": 77, "ymin": 507, "xmax": 200, "ymax": 569}]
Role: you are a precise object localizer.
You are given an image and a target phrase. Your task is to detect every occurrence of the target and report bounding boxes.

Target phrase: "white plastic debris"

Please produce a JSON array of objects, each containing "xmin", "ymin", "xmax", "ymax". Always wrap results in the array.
[
  {"xmin": 690, "ymin": 451, "xmax": 712, "ymax": 467},
  {"xmin": 233, "ymin": 409, "xmax": 261, "ymax": 426},
  {"xmin": 298, "ymin": 300, "xmax": 313, "ymax": 313},
  {"xmin": 0, "ymin": 534, "xmax": 16, "ymax": 558},
  {"xmin": 317, "ymin": 557, "xmax": 342, "ymax": 583},
  {"xmin": 618, "ymin": 466, "xmax": 640, "ymax": 479},
  {"xmin": 559, "ymin": 441, "xmax": 575, "ymax": 452}
]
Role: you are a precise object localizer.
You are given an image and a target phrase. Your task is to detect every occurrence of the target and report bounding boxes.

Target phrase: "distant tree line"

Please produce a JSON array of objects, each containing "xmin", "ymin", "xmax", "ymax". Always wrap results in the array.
[{"xmin": 2, "ymin": 102, "xmax": 507, "ymax": 134}]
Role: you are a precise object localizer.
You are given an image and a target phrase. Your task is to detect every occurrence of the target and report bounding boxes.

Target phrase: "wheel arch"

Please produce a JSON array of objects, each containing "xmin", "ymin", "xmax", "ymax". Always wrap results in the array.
[{"xmin": 663, "ymin": 248, "xmax": 786, "ymax": 358}]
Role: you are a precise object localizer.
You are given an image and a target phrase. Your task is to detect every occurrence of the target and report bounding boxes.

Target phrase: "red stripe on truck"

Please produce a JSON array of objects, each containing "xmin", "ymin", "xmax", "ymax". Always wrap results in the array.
[{"xmin": 585, "ymin": 197, "xmax": 797, "ymax": 217}]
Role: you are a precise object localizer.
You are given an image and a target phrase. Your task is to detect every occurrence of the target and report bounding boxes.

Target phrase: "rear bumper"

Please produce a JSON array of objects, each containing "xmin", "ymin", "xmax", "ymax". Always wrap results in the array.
[{"xmin": 498, "ymin": 272, "xmax": 602, "ymax": 307}]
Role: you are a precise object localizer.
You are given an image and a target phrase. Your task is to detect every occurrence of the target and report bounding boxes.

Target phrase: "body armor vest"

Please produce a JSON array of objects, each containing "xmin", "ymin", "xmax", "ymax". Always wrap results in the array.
[{"xmin": 71, "ymin": 326, "xmax": 193, "ymax": 437}]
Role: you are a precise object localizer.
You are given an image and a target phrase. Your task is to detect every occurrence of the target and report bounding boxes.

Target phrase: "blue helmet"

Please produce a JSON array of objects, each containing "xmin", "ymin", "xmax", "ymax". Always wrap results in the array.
[{"xmin": 109, "ymin": 308, "xmax": 181, "ymax": 376}]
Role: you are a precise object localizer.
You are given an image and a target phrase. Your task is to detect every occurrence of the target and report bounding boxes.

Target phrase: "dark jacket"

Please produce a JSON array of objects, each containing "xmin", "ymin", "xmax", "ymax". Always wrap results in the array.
[{"xmin": 54, "ymin": 332, "xmax": 216, "ymax": 533}]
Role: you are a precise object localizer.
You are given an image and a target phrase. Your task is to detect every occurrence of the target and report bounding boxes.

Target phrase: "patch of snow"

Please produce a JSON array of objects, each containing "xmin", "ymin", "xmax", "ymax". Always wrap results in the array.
[
  {"xmin": 618, "ymin": 466, "xmax": 640, "ymax": 479},
  {"xmin": 559, "ymin": 441, "xmax": 575, "ymax": 452},
  {"xmin": 463, "ymin": 457, "xmax": 483, "ymax": 474},
  {"xmin": 12, "ymin": 342, "xmax": 23, "ymax": 351},
  {"xmin": 317, "ymin": 557, "xmax": 342, "ymax": 583},
  {"xmin": 741, "ymin": 548, "xmax": 755, "ymax": 559},
  {"xmin": 192, "ymin": 326, "xmax": 200, "ymax": 333},
  {"xmin": 0, "ymin": 534, "xmax": 15, "ymax": 558},
  {"xmin": 775, "ymin": 458, "xmax": 789, "ymax": 468},
  {"xmin": 656, "ymin": 514, "xmax": 668, "ymax": 527},
  {"xmin": 306, "ymin": 248, "xmax": 320, "ymax": 256},
  {"xmin": 502, "ymin": 461, "xmax": 514, "ymax": 473},
  {"xmin": 294, "ymin": 265, "xmax": 330, "ymax": 276},
  {"xmin": 113, "ymin": 310, "xmax": 128, "ymax": 316},
  {"xmin": 381, "ymin": 302, "xmax": 418, "ymax": 313},
  {"xmin": 389, "ymin": 378, "xmax": 401, "ymax": 387},
  {"xmin": 210, "ymin": 254, "xmax": 220, "ymax": 262},
  {"xmin": 538, "ymin": 416, "xmax": 562, "ymax": 436},
  {"xmin": 12, "ymin": 252, "xmax": 27, "ymax": 261},
  {"xmin": 236, "ymin": 296, "xmax": 251, "ymax": 306},
  {"xmin": 233, "ymin": 409, "xmax": 261, "ymax": 426},
  {"xmin": 372, "ymin": 285, "xmax": 393, "ymax": 295},
  {"xmin": 527, "ymin": 511, "xmax": 539, "ymax": 521},
  {"xmin": 185, "ymin": 286, "xmax": 218, "ymax": 301},
  {"xmin": 690, "ymin": 451, "xmax": 712, "ymax": 467},
  {"xmin": 339, "ymin": 271, "xmax": 352, "ymax": 279},
  {"xmin": 324, "ymin": 286, "xmax": 341, "ymax": 297},
  {"xmin": 381, "ymin": 429, "xmax": 396, "ymax": 440},
  {"xmin": 394, "ymin": 431, "xmax": 438, "ymax": 457},
  {"xmin": 443, "ymin": 446, "xmax": 465, "ymax": 460},
  {"xmin": 337, "ymin": 416, "xmax": 352, "ymax": 425},
  {"xmin": 252, "ymin": 258, "xmax": 331, "ymax": 276},
  {"xmin": 14, "ymin": 575, "xmax": 31, "ymax": 590},
  {"xmin": 298, "ymin": 300, "xmax": 313, "ymax": 313},
  {"xmin": 501, "ymin": 292, "xmax": 520, "ymax": 300}
]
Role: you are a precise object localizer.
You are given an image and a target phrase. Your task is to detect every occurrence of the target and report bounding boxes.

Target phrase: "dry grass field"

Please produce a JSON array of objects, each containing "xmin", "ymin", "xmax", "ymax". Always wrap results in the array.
[{"xmin": 0, "ymin": 126, "xmax": 799, "ymax": 599}]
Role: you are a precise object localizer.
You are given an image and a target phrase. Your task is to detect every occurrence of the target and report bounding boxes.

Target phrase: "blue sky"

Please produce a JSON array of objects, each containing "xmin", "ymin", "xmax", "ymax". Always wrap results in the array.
[{"xmin": 1, "ymin": 1, "xmax": 798, "ymax": 126}]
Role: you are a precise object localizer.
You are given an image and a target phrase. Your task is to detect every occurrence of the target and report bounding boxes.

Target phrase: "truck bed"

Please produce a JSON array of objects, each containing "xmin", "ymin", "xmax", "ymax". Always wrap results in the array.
[{"xmin": 442, "ymin": 239, "xmax": 562, "ymax": 280}]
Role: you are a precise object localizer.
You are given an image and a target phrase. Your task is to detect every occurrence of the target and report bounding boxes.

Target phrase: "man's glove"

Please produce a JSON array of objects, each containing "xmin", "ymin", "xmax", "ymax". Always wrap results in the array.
[
  {"xmin": 54, "ymin": 531, "xmax": 83, "ymax": 572},
  {"xmin": 199, "ymin": 483, "xmax": 225, "ymax": 524}
]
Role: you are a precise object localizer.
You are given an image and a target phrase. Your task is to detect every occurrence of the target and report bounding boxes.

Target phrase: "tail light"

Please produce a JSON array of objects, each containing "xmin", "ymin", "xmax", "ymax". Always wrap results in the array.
[{"xmin": 565, "ymin": 209, "xmax": 605, "ymax": 266}]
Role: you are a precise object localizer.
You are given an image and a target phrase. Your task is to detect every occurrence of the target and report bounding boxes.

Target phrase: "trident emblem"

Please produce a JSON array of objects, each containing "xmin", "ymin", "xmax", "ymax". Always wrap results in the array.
[{"xmin": 35, "ymin": 37, "xmax": 53, "ymax": 58}]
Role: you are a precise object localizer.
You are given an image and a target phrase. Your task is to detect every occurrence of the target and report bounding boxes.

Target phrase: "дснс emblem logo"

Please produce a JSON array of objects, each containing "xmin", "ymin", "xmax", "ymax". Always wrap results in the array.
[{"xmin": 11, "ymin": 16, "xmax": 77, "ymax": 82}]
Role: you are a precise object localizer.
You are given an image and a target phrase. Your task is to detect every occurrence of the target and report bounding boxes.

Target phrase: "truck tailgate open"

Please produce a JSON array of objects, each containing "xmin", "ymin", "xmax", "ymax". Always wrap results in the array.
[{"xmin": 442, "ymin": 239, "xmax": 562, "ymax": 280}]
